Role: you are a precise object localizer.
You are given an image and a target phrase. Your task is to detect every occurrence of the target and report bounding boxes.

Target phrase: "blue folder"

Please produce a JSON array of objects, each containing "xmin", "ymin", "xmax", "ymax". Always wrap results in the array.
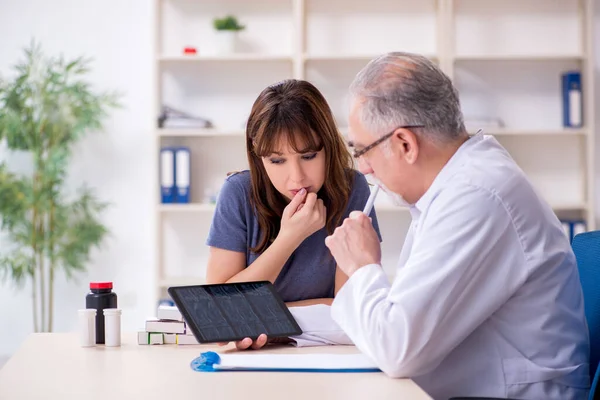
[
  {"xmin": 562, "ymin": 71, "xmax": 583, "ymax": 128},
  {"xmin": 561, "ymin": 219, "xmax": 587, "ymax": 243},
  {"xmin": 160, "ymin": 147, "xmax": 176, "ymax": 203},
  {"xmin": 191, "ymin": 351, "xmax": 381, "ymax": 373},
  {"xmin": 174, "ymin": 146, "xmax": 190, "ymax": 203}
]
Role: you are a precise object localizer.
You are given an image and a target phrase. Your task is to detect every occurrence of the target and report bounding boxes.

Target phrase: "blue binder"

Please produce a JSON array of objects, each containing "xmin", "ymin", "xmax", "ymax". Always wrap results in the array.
[
  {"xmin": 561, "ymin": 71, "xmax": 583, "ymax": 128},
  {"xmin": 160, "ymin": 147, "xmax": 176, "ymax": 203},
  {"xmin": 191, "ymin": 351, "xmax": 380, "ymax": 373},
  {"xmin": 561, "ymin": 219, "xmax": 587, "ymax": 243},
  {"xmin": 174, "ymin": 146, "xmax": 190, "ymax": 203}
]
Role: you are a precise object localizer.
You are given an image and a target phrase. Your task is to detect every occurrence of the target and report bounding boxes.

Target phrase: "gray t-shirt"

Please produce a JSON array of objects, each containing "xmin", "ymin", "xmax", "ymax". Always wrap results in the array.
[{"xmin": 206, "ymin": 170, "xmax": 381, "ymax": 302}]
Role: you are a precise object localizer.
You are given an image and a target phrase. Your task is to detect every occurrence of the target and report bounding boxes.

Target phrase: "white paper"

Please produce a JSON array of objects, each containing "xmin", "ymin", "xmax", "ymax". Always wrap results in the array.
[
  {"xmin": 288, "ymin": 304, "xmax": 354, "ymax": 347},
  {"xmin": 214, "ymin": 353, "xmax": 378, "ymax": 371}
]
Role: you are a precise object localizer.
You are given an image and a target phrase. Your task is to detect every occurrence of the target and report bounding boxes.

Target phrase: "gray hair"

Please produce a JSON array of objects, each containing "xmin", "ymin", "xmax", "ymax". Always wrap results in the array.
[{"xmin": 349, "ymin": 52, "xmax": 467, "ymax": 144}]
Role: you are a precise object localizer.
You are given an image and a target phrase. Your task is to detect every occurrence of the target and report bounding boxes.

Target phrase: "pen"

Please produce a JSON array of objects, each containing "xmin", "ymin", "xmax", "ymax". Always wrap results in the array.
[{"xmin": 362, "ymin": 185, "xmax": 380, "ymax": 215}]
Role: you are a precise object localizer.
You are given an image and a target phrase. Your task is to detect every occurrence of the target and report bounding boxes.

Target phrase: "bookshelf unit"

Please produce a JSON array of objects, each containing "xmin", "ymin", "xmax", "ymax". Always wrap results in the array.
[
  {"xmin": 153, "ymin": 0, "xmax": 595, "ymax": 305},
  {"xmin": 449, "ymin": 0, "xmax": 595, "ymax": 228}
]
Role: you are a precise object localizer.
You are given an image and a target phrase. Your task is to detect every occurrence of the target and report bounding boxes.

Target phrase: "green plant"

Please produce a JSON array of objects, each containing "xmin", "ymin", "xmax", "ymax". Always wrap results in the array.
[
  {"xmin": 0, "ymin": 41, "xmax": 120, "ymax": 332},
  {"xmin": 213, "ymin": 15, "xmax": 245, "ymax": 31}
]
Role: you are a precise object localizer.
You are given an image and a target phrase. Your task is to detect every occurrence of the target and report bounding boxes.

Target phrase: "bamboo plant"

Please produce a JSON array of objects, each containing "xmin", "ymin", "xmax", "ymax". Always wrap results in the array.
[{"xmin": 0, "ymin": 42, "xmax": 120, "ymax": 332}]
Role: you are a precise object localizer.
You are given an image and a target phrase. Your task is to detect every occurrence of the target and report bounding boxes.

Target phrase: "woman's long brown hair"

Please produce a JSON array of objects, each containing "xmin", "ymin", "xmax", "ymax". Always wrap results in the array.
[{"xmin": 246, "ymin": 79, "xmax": 353, "ymax": 254}]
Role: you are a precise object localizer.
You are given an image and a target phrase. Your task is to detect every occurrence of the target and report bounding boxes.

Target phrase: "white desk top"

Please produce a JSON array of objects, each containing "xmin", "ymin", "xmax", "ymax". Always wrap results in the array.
[{"xmin": 0, "ymin": 333, "xmax": 432, "ymax": 400}]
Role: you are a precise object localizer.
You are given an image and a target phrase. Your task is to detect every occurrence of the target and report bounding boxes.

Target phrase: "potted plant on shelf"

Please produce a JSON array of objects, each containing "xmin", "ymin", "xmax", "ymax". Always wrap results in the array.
[
  {"xmin": 213, "ymin": 15, "xmax": 245, "ymax": 54},
  {"xmin": 0, "ymin": 41, "xmax": 120, "ymax": 332}
]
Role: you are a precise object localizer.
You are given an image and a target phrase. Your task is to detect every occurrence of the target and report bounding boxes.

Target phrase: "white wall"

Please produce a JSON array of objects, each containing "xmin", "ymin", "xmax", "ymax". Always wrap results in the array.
[
  {"xmin": 1, "ymin": 0, "xmax": 600, "ymax": 360},
  {"xmin": 0, "ymin": 0, "xmax": 156, "ymax": 357}
]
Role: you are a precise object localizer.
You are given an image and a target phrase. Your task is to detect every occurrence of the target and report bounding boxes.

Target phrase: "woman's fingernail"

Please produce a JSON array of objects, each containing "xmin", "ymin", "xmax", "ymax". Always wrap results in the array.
[{"xmin": 299, "ymin": 188, "xmax": 306, "ymax": 195}]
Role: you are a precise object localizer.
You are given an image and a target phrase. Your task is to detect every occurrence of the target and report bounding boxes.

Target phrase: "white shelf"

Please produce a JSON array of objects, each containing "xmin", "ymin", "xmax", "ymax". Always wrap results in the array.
[
  {"xmin": 343, "ymin": 127, "xmax": 587, "ymax": 138},
  {"xmin": 374, "ymin": 202, "xmax": 586, "ymax": 213},
  {"xmin": 454, "ymin": 54, "xmax": 585, "ymax": 62},
  {"xmin": 377, "ymin": 202, "xmax": 586, "ymax": 213},
  {"xmin": 153, "ymin": 0, "xmax": 596, "ymax": 306},
  {"xmin": 475, "ymin": 128, "xmax": 587, "ymax": 136},
  {"xmin": 453, "ymin": 0, "xmax": 584, "ymax": 59},
  {"xmin": 158, "ymin": 203, "xmax": 409, "ymax": 214},
  {"xmin": 159, "ymin": 204, "xmax": 215, "ymax": 213},
  {"xmin": 158, "ymin": 55, "xmax": 293, "ymax": 63},
  {"xmin": 159, "ymin": 276, "xmax": 206, "ymax": 288},
  {"xmin": 305, "ymin": 54, "xmax": 437, "ymax": 62},
  {"xmin": 551, "ymin": 203, "xmax": 588, "ymax": 212},
  {"xmin": 158, "ymin": 128, "xmax": 245, "ymax": 138}
]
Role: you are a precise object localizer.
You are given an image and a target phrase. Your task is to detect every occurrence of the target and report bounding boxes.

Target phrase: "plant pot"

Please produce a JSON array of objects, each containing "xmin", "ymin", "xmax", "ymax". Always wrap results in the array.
[{"xmin": 215, "ymin": 31, "xmax": 238, "ymax": 54}]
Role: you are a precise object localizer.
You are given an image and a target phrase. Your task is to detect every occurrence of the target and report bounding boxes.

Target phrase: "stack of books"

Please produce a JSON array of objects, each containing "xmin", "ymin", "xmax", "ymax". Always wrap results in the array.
[{"xmin": 137, "ymin": 305, "xmax": 199, "ymax": 345}]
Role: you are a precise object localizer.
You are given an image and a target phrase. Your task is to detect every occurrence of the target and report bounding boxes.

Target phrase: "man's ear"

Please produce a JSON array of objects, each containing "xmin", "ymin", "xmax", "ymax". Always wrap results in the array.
[{"xmin": 394, "ymin": 128, "xmax": 419, "ymax": 165}]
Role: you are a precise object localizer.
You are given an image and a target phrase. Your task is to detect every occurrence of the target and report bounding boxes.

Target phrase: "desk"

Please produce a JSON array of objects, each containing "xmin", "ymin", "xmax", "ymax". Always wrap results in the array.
[{"xmin": 0, "ymin": 333, "xmax": 432, "ymax": 400}]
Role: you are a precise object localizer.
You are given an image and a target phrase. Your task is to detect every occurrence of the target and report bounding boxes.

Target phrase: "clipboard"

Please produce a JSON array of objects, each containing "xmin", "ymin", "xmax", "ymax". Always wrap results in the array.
[{"xmin": 168, "ymin": 281, "xmax": 302, "ymax": 344}]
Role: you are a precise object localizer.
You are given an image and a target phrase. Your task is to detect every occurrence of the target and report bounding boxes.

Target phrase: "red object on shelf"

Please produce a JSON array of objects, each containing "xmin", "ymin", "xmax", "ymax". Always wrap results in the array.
[{"xmin": 183, "ymin": 47, "xmax": 197, "ymax": 55}]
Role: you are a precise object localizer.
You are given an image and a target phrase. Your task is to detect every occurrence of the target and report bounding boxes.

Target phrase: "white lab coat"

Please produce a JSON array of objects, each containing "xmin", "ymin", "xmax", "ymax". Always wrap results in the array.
[{"xmin": 331, "ymin": 133, "xmax": 590, "ymax": 400}]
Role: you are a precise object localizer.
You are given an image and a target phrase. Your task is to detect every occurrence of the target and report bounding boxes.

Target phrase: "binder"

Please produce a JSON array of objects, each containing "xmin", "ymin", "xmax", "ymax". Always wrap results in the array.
[
  {"xmin": 160, "ymin": 147, "xmax": 176, "ymax": 203},
  {"xmin": 561, "ymin": 71, "xmax": 582, "ymax": 128},
  {"xmin": 560, "ymin": 219, "xmax": 587, "ymax": 243},
  {"xmin": 573, "ymin": 221, "xmax": 587, "ymax": 237},
  {"xmin": 175, "ymin": 147, "xmax": 191, "ymax": 203},
  {"xmin": 191, "ymin": 351, "xmax": 380, "ymax": 373}
]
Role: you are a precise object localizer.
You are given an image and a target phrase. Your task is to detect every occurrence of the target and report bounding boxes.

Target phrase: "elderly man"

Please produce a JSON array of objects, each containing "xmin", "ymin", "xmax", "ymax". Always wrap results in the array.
[{"xmin": 324, "ymin": 52, "xmax": 590, "ymax": 400}]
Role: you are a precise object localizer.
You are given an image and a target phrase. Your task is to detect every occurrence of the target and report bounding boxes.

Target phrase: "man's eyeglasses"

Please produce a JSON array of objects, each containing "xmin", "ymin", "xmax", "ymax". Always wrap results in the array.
[{"xmin": 350, "ymin": 125, "xmax": 424, "ymax": 159}]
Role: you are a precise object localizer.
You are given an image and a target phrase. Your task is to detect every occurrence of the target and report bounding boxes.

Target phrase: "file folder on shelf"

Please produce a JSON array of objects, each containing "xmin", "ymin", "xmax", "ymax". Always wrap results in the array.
[
  {"xmin": 175, "ymin": 146, "xmax": 190, "ymax": 203},
  {"xmin": 561, "ymin": 219, "xmax": 587, "ymax": 243},
  {"xmin": 561, "ymin": 71, "xmax": 583, "ymax": 128},
  {"xmin": 160, "ymin": 147, "xmax": 176, "ymax": 203},
  {"xmin": 191, "ymin": 351, "xmax": 380, "ymax": 373}
]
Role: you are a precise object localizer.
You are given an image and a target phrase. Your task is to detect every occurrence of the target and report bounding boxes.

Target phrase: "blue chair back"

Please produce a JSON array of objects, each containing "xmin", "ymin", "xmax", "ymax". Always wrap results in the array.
[
  {"xmin": 591, "ymin": 367, "xmax": 600, "ymax": 400},
  {"xmin": 572, "ymin": 231, "xmax": 600, "ymax": 400}
]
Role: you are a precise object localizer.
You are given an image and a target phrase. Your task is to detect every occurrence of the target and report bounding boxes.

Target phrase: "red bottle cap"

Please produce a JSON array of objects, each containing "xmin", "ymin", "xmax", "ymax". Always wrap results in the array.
[
  {"xmin": 183, "ymin": 47, "xmax": 197, "ymax": 55},
  {"xmin": 90, "ymin": 282, "xmax": 113, "ymax": 289}
]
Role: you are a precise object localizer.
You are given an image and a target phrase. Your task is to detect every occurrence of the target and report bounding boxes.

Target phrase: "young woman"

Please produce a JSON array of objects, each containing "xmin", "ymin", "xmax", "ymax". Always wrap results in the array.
[{"xmin": 205, "ymin": 79, "xmax": 380, "ymax": 308}]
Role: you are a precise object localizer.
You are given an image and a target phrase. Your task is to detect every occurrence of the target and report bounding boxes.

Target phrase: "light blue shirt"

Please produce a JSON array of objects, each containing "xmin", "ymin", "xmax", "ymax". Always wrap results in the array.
[{"xmin": 331, "ymin": 132, "xmax": 590, "ymax": 399}]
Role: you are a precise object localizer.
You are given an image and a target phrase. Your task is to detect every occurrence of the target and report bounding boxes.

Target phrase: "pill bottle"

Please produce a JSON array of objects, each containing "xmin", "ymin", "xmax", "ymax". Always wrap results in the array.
[
  {"xmin": 78, "ymin": 309, "xmax": 96, "ymax": 347},
  {"xmin": 85, "ymin": 282, "xmax": 118, "ymax": 344},
  {"xmin": 103, "ymin": 308, "xmax": 122, "ymax": 347}
]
